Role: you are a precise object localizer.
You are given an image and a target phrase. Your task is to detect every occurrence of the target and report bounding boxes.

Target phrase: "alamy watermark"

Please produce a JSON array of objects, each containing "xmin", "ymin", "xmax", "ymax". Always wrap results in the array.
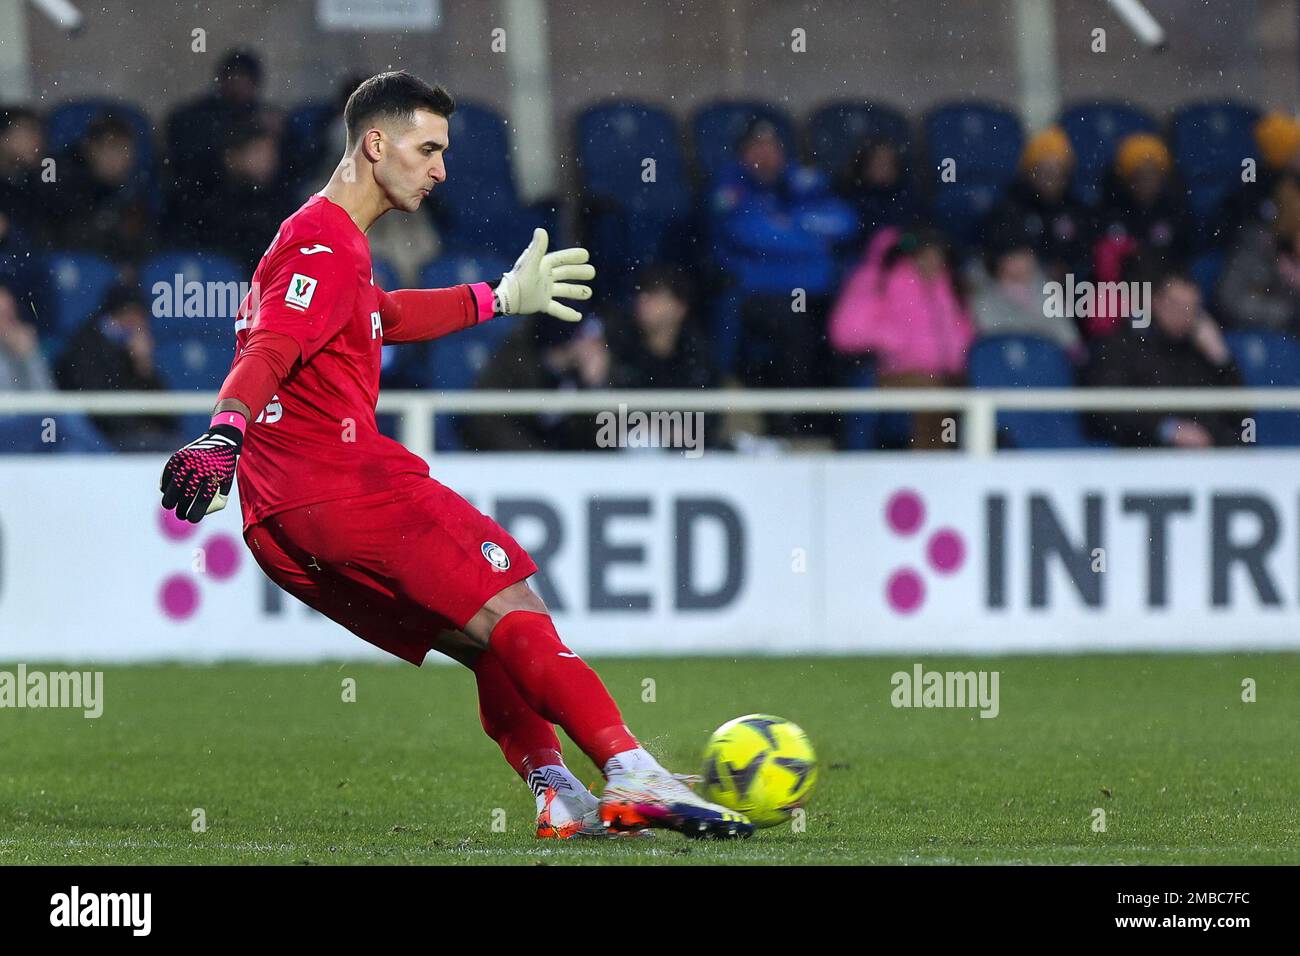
[
  {"xmin": 596, "ymin": 402, "xmax": 704, "ymax": 458},
  {"xmin": 1044, "ymin": 274, "xmax": 1151, "ymax": 328},
  {"xmin": 151, "ymin": 274, "xmax": 259, "ymax": 319},
  {"xmin": 0, "ymin": 665, "xmax": 104, "ymax": 718},
  {"xmin": 890, "ymin": 663, "xmax": 999, "ymax": 718}
]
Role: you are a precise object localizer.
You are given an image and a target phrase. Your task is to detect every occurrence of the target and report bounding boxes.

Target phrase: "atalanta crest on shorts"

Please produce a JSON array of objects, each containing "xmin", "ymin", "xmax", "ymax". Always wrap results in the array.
[{"xmin": 481, "ymin": 542, "xmax": 510, "ymax": 571}]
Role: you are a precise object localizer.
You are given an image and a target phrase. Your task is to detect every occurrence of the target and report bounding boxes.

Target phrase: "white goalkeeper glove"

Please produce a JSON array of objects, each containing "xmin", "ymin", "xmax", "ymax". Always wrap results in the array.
[{"xmin": 494, "ymin": 228, "xmax": 595, "ymax": 322}]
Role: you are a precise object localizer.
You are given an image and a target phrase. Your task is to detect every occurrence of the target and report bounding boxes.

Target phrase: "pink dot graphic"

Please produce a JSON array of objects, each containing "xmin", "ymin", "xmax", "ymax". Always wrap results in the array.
[
  {"xmin": 160, "ymin": 575, "xmax": 200, "ymax": 620},
  {"xmin": 885, "ymin": 490, "xmax": 925, "ymax": 536},
  {"xmin": 886, "ymin": 568, "xmax": 925, "ymax": 614},
  {"xmin": 158, "ymin": 508, "xmax": 198, "ymax": 541},
  {"xmin": 927, "ymin": 528, "xmax": 966, "ymax": 574},
  {"xmin": 202, "ymin": 534, "xmax": 241, "ymax": 580}
]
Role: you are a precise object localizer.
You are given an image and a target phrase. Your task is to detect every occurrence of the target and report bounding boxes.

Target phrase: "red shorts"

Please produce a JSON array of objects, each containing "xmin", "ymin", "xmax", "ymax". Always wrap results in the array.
[{"xmin": 243, "ymin": 472, "xmax": 538, "ymax": 664}]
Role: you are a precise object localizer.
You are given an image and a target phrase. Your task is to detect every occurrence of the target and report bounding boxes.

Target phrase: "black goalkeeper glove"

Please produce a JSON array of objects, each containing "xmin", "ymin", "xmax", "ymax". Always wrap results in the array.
[{"xmin": 159, "ymin": 424, "xmax": 243, "ymax": 523}]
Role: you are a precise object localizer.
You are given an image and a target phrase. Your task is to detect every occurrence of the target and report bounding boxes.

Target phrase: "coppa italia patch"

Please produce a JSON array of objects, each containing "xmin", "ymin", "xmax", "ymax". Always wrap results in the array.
[{"xmin": 285, "ymin": 273, "xmax": 318, "ymax": 310}]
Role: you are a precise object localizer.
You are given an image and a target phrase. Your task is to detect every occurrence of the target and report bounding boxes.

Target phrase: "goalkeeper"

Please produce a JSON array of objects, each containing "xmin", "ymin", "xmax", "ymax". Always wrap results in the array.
[{"xmin": 158, "ymin": 70, "xmax": 751, "ymax": 840}]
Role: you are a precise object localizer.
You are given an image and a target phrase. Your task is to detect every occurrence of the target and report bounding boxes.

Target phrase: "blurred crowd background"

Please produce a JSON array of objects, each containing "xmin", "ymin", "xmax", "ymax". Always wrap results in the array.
[{"xmin": 2, "ymin": 0, "xmax": 1300, "ymax": 453}]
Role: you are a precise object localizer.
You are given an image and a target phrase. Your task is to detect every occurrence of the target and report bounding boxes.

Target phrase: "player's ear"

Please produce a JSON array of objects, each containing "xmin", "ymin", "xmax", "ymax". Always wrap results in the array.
[{"xmin": 361, "ymin": 127, "xmax": 384, "ymax": 164}]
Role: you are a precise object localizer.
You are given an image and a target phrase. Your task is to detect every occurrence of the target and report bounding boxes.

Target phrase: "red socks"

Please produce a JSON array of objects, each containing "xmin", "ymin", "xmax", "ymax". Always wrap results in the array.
[
  {"xmin": 472, "ymin": 646, "xmax": 563, "ymax": 779},
  {"xmin": 485, "ymin": 609, "xmax": 638, "ymax": 767}
]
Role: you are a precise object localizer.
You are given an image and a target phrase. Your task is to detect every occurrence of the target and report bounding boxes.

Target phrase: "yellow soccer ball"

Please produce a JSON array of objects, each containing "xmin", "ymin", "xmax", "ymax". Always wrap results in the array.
[{"xmin": 700, "ymin": 714, "xmax": 817, "ymax": 828}]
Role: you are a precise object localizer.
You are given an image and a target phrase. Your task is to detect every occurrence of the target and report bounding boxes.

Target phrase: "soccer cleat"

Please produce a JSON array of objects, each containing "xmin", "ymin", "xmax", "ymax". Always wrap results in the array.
[
  {"xmin": 534, "ymin": 786, "xmax": 652, "ymax": 840},
  {"xmin": 599, "ymin": 769, "xmax": 755, "ymax": 839}
]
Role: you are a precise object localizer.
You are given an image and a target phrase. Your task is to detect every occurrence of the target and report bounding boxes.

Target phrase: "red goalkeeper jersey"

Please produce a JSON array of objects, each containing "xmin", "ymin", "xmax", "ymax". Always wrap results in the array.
[{"xmin": 230, "ymin": 194, "xmax": 484, "ymax": 530}]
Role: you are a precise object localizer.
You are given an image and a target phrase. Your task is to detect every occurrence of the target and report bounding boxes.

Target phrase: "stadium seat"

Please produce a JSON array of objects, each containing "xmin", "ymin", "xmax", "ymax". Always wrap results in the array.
[
  {"xmin": 1224, "ymin": 330, "xmax": 1300, "ymax": 445},
  {"xmin": 46, "ymin": 99, "xmax": 157, "ymax": 185},
  {"xmin": 690, "ymin": 100, "xmax": 798, "ymax": 185},
  {"xmin": 280, "ymin": 101, "xmax": 337, "ymax": 190},
  {"xmin": 140, "ymin": 251, "xmax": 245, "ymax": 343},
  {"xmin": 140, "ymin": 251, "xmax": 241, "ymax": 411},
  {"xmin": 1058, "ymin": 100, "xmax": 1159, "ymax": 207},
  {"xmin": 1171, "ymin": 101, "xmax": 1261, "ymax": 221},
  {"xmin": 44, "ymin": 251, "xmax": 120, "ymax": 352},
  {"xmin": 967, "ymin": 334, "xmax": 1091, "ymax": 449},
  {"xmin": 1190, "ymin": 251, "xmax": 1224, "ymax": 303},
  {"xmin": 0, "ymin": 413, "xmax": 111, "ymax": 454},
  {"xmin": 807, "ymin": 100, "xmax": 911, "ymax": 180},
  {"xmin": 433, "ymin": 101, "xmax": 551, "ymax": 256},
  {"xmin": 923, "ymin": 101, "xmax": 1024, "ymax": 245},
  {"xmin": 412, "ymin": 254, "xmax": 515, "ymax": 449},
  {"xmin": 576, "ymin": 101, "xmax": 691, "ymax": 299}
]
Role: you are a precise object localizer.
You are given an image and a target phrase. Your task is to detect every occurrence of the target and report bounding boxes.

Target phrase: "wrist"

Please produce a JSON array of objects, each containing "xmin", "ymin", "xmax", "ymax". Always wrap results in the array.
[{"xmin": 210, "ymin": 410, "xmax": 248, "ymax": 437}]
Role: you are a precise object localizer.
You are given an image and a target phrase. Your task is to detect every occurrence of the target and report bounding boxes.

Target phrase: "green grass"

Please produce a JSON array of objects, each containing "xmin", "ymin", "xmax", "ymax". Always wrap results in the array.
[{"xmin": 1, "ymin": 655, "xmax": 1297, "ymax": 865}]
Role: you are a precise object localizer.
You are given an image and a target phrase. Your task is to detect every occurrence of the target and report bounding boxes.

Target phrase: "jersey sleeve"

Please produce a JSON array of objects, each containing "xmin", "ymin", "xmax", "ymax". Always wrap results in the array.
[{"xmin": 251, "ymin": 244, "xmax": 359, "ymax": 363}]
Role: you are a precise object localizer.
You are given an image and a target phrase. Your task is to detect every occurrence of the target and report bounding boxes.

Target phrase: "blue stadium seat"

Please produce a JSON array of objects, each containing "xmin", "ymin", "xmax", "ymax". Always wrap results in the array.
[
  {"xmin": 140, "ymin": 251, "xmax": 245, "ymax": 344},
  {"xmin": 435, "ymin": 101, "xmax": 549, "ymax": 256},
  {"xmin": 44, "ymin": 251, "xmax": 120, "ymax": 352},
  {"xmin": 691, "ymin": 100, "xmax": 798, "ymax": 185},
  {"xmin": 1190, "ymin": 251, "xmax": 1224, "ymax": 303},
  {"xmin": 923, "ymin": 101, "xmax": 1024, "ymax": 245},
  {"xmin": 1225, "ymin": 330, "xmax": 1300, "ymax": 445},
  {"xmin": 46, "ymin": 99, "xmax": 157, "ymax": 184},
  {"xmin": 280, "ymin": 101, "xmax": 337, "ymax": 190},
  {"xmin": 418, "ymin": 253, "xmax": 510, "ymax": 291},
  {"xmin": 576, "ymin": 100, "xmax": 691, "ymax": 299},
  {"xmin": 968, "ymin": 335, "xmax": 1091, "ymax": 449},
  {"xmin": 371, "ymin": 256, "xmax": 400, "ymax": 291},
  {"xmin": 0, "ymin": 413, "xmax": 111, "ymax": 454},
  {"xmin": 1171, "ymin": 101, "xmax": 1260, "ymax": 221},
  {"xmin": 807, "ymin": 100, "xmax": 911, "ymax": 179},
  {"xmin": 1058, "ymin": 101, "xmax": 1159, "ymax": 206},
  {"xmin": 412, "ymin": 254, "xmax": 514, "ymax": 449}
]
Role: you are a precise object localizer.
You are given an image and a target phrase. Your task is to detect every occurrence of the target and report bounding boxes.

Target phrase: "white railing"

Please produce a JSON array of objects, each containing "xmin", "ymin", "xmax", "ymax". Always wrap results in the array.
[{"xmin": 3, "ymin": 388, "xmax": 1299, "ymax": 458}]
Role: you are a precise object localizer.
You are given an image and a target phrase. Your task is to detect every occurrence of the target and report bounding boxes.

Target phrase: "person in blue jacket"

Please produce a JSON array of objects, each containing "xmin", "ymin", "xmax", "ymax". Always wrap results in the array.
[{"xmin": 708, "ymin": 118, "xmax": 856, "ymax": 372}]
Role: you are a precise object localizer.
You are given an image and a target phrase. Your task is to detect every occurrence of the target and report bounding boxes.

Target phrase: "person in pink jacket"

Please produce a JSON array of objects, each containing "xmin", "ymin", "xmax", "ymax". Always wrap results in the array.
[{"xmin": 829, "ymin": 226, "xmax": 973, "ymax": 447}]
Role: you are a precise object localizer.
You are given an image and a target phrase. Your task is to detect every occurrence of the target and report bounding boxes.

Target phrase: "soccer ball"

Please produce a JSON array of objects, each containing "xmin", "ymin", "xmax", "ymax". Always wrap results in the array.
[{"xmin": 699, "ymin": 714, "xmax": 817, "ymax": 828}]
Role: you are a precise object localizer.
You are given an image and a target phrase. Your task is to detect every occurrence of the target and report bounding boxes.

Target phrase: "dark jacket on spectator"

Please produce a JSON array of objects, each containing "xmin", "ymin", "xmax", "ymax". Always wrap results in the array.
[
  {"xmin": 1083, "ymin": 329, "xmax": 1245, "ymax": 447},
  {"xmin": 459, "ymin": 318, "xmax": 608, "ymax": 452},
  {"xmin": 54, "ymin": 314, "xmax": 179, "ymax": 451},
  {"xmin": 1092, "ymin": 172, "xmax": 1192, "ymax": 268},
  {"xmin": 1215, "ymin": 223, "xmax": 1300, "ymax": 335},
  {"xmin": 986, "ymin": 178, "xmax": 1093, "ymax": 277},
  {"xmin": 51, "ymin": 149, "xmax": 155, "ymax": 265}
]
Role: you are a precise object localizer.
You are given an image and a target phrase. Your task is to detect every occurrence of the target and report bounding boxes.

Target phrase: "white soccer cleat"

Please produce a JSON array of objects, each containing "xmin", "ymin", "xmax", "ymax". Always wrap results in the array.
[
  {"xmin": 599, "ymin": 769, "xmax": 754, "ymax": 839},
  {"xmin": 535, "ymin": 786, "xmax": 652, "ymax": 840}
]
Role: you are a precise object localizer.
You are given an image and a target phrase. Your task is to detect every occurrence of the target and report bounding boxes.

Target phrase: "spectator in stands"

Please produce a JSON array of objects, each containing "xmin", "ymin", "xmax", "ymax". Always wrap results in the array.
[
  {"xmin": 608, "ymin": 266, "xmax": 719, "ymax": 391},
  {"xmin": 1092, "ymin": 133, "xmax": 1191, "ymax": 296},
  {"xmin": 1217, "ymin": 111, "xmax": 1300, "ymax": 244},
  {"xmin": 1215, "ymin": 214, "xmax": 1300, "ymax": 336},
  {"xmin": 51, "ymin": 112, "xmax": 155, "ymax": 265},
  {"xmin": 461, "ymin": 316, "xmax": 612, "ymax": 452},
  {"xmin": 190, "ymin": 117, "xmax": 288, "ymax": 271},
  {"xmin": 709, "ymin": 118, "xmax": 857, "ymax": 297},
  {"xmin": 54, "ymin": 283, "xmax": 180, "ymax": 452},
  {"xmin": 166, "ymin": 48, "xmax": 265, "ymax": 242},
  {"xmin": 833, "ymin": 137, "xmax": 917, "ymax": 248},
  {"xmin": 0, "ymin": 281, "xmax": 53, "ymax": 391},
  {"xmin": 828, "ymin": 225, "xmax": 973, "ymax": 447},
  {"xmin": 1084, "ymin": 267, "xmax": 1244, "ymax": 448},
  {"xmin": 970, "ymin": 227, "xmax": 1084, "ymax": 358},
  {"xmin": 0, "ymin": 107, "xmax": 49, "ymax": 243},
  {"xmin": 985, "ymin": 126, "xmax": 1091, "ymax": 280}
]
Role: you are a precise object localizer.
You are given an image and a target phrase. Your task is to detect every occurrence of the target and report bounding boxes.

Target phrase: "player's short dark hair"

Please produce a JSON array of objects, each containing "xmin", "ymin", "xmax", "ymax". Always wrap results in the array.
[{"xmin": 343, "ymin": 71, "xmax": 455, "ymax": 147}]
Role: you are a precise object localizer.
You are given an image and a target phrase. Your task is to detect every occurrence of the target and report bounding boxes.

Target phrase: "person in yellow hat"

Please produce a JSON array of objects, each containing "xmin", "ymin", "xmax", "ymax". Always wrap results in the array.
[
  {"xmin": 1095, "ymin": 131, "xmax": 1190, "ymax": 271},
  {"xmin": 985, "ymin": 125, "xmax": 1092, "ymax": 280}
]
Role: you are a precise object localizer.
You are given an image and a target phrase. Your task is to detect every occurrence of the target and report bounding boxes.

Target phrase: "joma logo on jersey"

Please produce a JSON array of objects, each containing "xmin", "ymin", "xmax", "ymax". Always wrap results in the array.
[{"xmin": 285, "ymin": 273, "xmax": 318, "ymax": 310}]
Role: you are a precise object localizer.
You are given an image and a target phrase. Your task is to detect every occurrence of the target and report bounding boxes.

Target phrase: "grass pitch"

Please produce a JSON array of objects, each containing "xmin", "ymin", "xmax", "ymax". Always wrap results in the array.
[{"xmin": 1, "ymin": 654, "xmax": 1297, "ymax": 865}]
